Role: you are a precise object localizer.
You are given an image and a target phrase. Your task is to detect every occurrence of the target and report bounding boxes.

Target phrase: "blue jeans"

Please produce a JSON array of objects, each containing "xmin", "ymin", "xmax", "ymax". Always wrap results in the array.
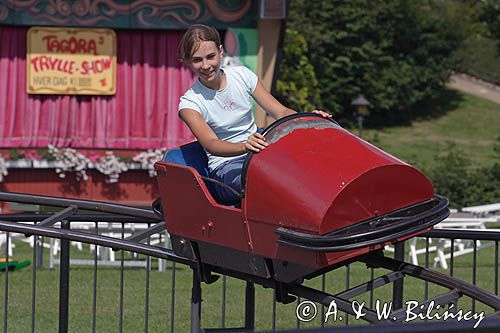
[{"xmin": 209, "ymin": 155, "xmax": 246, "ymax": 204}]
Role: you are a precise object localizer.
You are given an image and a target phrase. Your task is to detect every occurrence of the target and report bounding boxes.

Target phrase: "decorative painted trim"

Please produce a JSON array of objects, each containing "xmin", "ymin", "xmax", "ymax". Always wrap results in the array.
[{"xmin": 0, "ymin": 0, "xmax": 257, "ymax": 29}]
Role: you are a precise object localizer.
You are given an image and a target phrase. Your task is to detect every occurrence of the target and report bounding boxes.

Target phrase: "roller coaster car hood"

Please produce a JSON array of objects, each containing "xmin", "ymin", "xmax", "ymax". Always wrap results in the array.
[{"xmin": 242, "ymin": 114, "xmax": 439, "ymax": 237}]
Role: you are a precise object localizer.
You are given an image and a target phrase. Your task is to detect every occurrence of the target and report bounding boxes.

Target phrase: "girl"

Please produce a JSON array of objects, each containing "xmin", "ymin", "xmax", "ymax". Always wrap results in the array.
[{"xmin": 178, "ymin": 24, "xmax": 330, "ymax": 203}]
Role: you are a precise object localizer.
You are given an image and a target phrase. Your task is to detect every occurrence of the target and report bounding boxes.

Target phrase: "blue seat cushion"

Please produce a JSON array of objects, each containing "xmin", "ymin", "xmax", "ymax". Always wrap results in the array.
[
  {"xmin": 163, "ymin": 142, "xmax": 240, "ymax": 206},
  {"xmin": 164, "ymin": 141, "xmax": 209, "ymax": 178}
]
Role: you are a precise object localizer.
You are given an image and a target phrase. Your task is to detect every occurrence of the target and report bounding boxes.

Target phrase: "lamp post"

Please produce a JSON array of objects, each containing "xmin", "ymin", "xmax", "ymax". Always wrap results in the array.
[{"xmin": 351, "ymin": 95, "xmax": 370, "ymax": 138}]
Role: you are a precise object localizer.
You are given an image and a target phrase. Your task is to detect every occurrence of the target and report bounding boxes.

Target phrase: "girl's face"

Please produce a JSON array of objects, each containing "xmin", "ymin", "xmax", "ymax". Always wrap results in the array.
[{"xmin": 189, "ymin": 41, "xmax": 224, "ymax": 88}]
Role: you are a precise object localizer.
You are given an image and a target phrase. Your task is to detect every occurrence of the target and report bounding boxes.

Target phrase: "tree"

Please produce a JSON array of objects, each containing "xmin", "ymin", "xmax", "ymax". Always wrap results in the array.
[
  {"xmin": 478, "ymin": 0, "xmax": 500, "ymax": 49},
  {"xmin": 430, "ymin": 142, "xmax": 500, "ymax": 208},
  {"xmin": 275, "ymin": 29, "xmax": 321, "ymax": 112},
  {"xmin": 277, "ymin": 0, "xmax": 465, "ymax": 124}
]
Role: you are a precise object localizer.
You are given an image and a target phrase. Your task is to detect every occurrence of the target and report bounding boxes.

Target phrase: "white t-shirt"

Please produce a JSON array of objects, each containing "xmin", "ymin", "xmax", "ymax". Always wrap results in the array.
[{"xmin": 178, "ymin": 66, "xmax": 258, "ymax": 171}]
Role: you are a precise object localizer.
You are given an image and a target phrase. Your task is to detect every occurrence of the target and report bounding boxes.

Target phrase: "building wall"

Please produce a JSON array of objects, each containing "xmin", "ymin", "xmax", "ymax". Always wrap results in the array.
[
  {"xmin": 0, "ymin": 0, "xmax": 288, "ymax": 204},
  {"xmin": 256, "ymin": 18, "xmax": 284, "ymax": 128}
]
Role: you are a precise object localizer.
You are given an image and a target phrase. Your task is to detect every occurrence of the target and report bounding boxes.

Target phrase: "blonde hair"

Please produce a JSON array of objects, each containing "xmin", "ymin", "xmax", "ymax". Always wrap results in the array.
[{"xmin": 179, "ymin": 24, "xmax": 221, "ymax": 63}]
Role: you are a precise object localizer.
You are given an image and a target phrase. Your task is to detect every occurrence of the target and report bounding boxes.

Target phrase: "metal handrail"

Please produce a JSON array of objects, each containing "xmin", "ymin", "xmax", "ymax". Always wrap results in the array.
[
  {"xmin": 424, "ymin": 228, "xmax": 500, "ymax": 241},
  {"xmin": 0, "ymin": 219, "xmax": 194, "ymax": 267},
  {"xmin": 0, "ymin": 192, "xmax": 160, "ymax": 220},
  {"xmin": 1, "ymin": 192, "xmax": 500, "ymax": 332}
]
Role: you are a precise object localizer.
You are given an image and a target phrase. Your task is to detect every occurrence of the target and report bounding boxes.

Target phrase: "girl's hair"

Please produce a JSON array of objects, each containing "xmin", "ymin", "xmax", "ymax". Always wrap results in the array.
[{"xmin": 179, "ymin": 24, "xmax": 221, "ymax": 63}]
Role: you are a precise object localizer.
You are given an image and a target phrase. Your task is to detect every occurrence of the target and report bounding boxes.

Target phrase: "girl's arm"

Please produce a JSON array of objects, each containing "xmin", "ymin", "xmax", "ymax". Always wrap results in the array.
[
  {"xmin": 252, "ymin": 79, "xmax": 332, "ymax": 119},
  {"xmin": 252, "ymin": 80, "xmax": 296, "ymax": 119},
  {"xmin": 179, "ymin": 108, "xmax": 267, "ymax": 156}
]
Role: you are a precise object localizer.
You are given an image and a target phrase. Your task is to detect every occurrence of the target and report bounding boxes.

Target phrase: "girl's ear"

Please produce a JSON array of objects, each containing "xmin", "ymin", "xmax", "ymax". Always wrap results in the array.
[{"xmin": 219, "ymin": 44, "xmax": 224, "ymax": 57}]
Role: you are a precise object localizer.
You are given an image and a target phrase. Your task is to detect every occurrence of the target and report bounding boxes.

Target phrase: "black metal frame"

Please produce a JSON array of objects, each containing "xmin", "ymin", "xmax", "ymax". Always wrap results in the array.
[
  {"xmin": 1, "ymin": 191, "xmax": 500, "ymax": 332},
  {"xmin": 276, "ymin": 195, "xmax": 449, "ymax": 251}
]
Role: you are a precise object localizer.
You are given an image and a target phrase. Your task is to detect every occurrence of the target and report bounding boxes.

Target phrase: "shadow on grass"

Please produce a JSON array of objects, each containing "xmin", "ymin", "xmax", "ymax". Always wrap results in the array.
[
  {"xmin": 366, "ymin": 87, "xmax": 465, "ymax": 129},
  {"xmin": 412, "ymin": 87, "xmax": 465, "ymax": 121}
]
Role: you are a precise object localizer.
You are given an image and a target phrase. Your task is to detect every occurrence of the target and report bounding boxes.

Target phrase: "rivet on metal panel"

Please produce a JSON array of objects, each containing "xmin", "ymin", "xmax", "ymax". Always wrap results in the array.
[{"xmin": 208, "ymin": 221, "xmax": 214, "ymax": 228}]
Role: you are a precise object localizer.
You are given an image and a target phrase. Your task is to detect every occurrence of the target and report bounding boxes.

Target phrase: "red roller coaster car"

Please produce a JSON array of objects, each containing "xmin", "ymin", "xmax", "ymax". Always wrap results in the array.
[{"xmin": 154, "ymin": 113, "xmax": 449, "ymax": 284}]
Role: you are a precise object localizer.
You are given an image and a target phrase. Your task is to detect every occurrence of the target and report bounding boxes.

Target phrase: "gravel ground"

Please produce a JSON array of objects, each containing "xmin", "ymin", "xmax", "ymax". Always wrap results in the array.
[{"xmin": 448, "ymin": 73, "xmax": 500, "ymax": 104}]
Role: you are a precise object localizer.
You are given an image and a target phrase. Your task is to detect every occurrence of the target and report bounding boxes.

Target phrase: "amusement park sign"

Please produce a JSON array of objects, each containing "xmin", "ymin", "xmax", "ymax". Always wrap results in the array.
[{"xmin": 27, "ymin": 27, "xmax": 116, "ymax": 95}]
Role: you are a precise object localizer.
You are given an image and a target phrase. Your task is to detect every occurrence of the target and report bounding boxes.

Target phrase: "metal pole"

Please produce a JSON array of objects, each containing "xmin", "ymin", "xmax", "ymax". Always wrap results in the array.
[
  {"xmin": 392, "ymin": 242, "xmax": 405, "ymax": 310},
  {"xmin": 221, "ymin": 275, "xmax": 226, "ymax": 328},
  {"xmin": 191, "ymin": 269, "xmax": 201, "ymax": 333},
  {"xmin": 59, "ymin": 220, "xmax": 70, "ymax": 333},
  {"xmin": 31, "ymin": 236, "xmax": 38, "ymax": 333},
  {"xmin": 144, "ymin": 230, "xmax": 151, "ymax": 333},
  {"xmin": 4, "ymin": 232, "xmax": 9, "ymax": 333},
  {"xmin": 244, "ymin": 281, "xmax": 255, "ymax": 331},
  {"xmin": 357, "ymin": 115, "xmax": 364, "ymax": 137},
  {"xmin": 321, "ymin": 274, "xmax": 326, "ymax": 328},
  {"xmin": 495, "ymin": 241, "xmax": 499, "ymax": 295},
  {"xmin": 345, "ymin": 265, "xmax": 350, "ymax": 326},
  {"xmin": 119, "ymin": 225, "xmax": 125, "ymax": 332},
  {"xmin": 92, "ymin": 222, "xmax": 98, "ymax": 333},
  {"xmin": 170, "ymin": 262, "xmax": 176, "ymax": 333}
]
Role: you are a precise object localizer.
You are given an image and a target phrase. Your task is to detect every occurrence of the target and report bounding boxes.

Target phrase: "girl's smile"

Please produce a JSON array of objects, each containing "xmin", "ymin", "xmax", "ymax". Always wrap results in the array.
[{"xmin": 189, "ymin": 41, "xmax": 225, "ymax": 90}]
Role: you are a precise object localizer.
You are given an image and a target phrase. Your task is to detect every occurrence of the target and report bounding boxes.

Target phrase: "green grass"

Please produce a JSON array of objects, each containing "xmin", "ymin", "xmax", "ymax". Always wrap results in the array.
[
  {"xmin": 1, "ymin": 91, "xmax": 499, "ymax": 331},
  {"xmin": 1, "ymin": 238, "xmax": 499, "ymax": 332},
  {"xmin": 360, "ymin": 89, "xmax": 500, "ymax": 173}
]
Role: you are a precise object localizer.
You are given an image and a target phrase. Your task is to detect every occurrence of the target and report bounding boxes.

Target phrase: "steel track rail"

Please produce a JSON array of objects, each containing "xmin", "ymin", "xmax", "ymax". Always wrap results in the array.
[
  {"xmin": 2, "ymin": 216, "xmax": 500, "ymax": 324},
  {"xmin": 0, "ymin": 213, "xmax": 385, "ymax": 323},
  {"xmin": 2, "ymin": 193, "xmax": 500, "ymax": 325},
  {"xmin": 0, "ymin": 191, "xmax": 160, "ymax": 220},
  {"xmin": 206, "ymin": 264, "xmax": 392, "ymax": 324},
  {"xmin": 0, "ymin": 213, "xmax": 159, "ymax": 223},
  {"xmin": 360, "ymin": 253, "xmax": 500, "ymax": 310},
  {"xmin": 0, "ymin": 219, "xmax": 194, "ymax": 267},
  {"xmin": 0, "ymin": 214, "xmax": 379, "ymax": 325}
]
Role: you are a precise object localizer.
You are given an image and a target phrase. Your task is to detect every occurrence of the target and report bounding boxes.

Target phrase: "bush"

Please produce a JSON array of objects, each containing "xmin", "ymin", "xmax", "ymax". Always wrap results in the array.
[
  {"xmin": 453, "ymin": 36, "xmax": 500, "ymax": 85},
  {"xmin": 277, "ymin": 0, "xmax": 465, "ymax": 124},
  {"xmin": 275, "ymin": 29, "xmax": 321, "ymax": 112},
  {"xmin": 429, "ymin": 143, "xmax": 500, "ymax": 208}
]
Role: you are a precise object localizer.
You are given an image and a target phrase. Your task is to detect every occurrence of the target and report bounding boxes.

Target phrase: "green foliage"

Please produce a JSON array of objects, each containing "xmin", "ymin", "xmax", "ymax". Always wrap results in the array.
[
  {"xmin": 277, "ymin": 0, "xmax": 466, "ymax": 124},
  {"xmin": 275, "ymin": 29, "xmax": 320, "ymax": 112},
  {"xmin": 429, "ymin": 143, "xmax": 500, "ymax": 208},
  {"xmin": 494, "ymin": 136, "xmax": 500, "ymax": 156},
  {"xmin": 446, "ymin": 0, "xmax": 500, "ymax": 85},
  {"xmin": 429, "ymin": 143, "xmax": 470, "ymax": 208},
  {"xmin": 453, "ymin": 36, "xmax": 500, "ymax": 85},
  {"xmin": 479, "ymin": 0, "xmax": 500, "ymax": 44},
  {"xmin": 467, "ymin": 164, "xmax": 500, "ymax": 206},
  {"xmin": 431, "ymin": 0, "xmax": 487, "ymax": 38}
]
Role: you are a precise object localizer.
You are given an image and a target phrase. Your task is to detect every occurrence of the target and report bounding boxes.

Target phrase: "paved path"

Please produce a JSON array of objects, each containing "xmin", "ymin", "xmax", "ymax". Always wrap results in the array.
[{"xmin": 447, "ymin": 73, "xmax": 500, "ymax": 104}]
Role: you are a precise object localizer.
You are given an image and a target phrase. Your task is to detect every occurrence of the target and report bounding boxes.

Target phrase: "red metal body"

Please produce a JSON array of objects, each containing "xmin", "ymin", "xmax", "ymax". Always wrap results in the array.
[
  {"xmin": 155, "ymin": 115, "xmax": 439, "ymax": 281},
  {"xmin": 243, "ymin": 118, "xmax": 434, "ymax": 268}
]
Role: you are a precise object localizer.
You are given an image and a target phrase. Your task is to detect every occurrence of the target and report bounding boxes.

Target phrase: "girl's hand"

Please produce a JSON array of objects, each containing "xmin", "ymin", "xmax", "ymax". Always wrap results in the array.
[
  {"xmin": 311, "ymin": 109, "xmax": 332, "ymax": 118},
  {"xmin": 244, "ymin": 132, "xmax": 268, "ymax": 153}
]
